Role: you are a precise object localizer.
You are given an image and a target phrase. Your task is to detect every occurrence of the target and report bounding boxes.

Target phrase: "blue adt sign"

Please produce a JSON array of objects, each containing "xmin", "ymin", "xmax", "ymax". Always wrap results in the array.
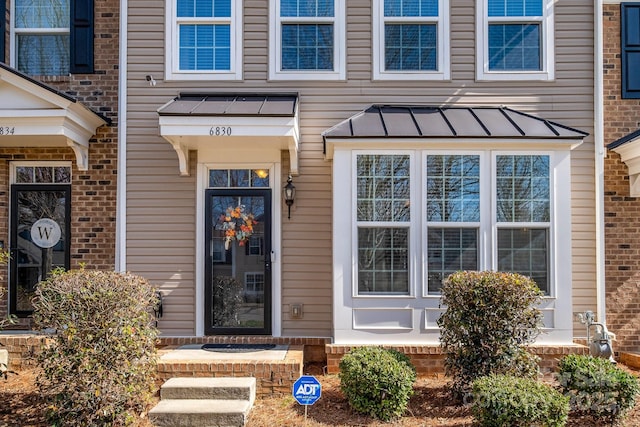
[{"xmin": 293, "ymin": 375, "xmax": 321, "ymax": 405}]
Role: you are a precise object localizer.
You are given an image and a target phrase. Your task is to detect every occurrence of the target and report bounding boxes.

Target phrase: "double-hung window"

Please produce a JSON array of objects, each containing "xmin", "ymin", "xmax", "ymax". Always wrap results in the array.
[
  {"xmin": 356, "ymin": 154, "xmax": 411, "ymax": 295},
  {"xmin": 166, "ymin": 0, "xmax": 242, "ymax": 80},
  {"xmin": 426, "ymin": 154, "xmax": 480, "ymax": 293},
  {"xmin": 373, "ymin": 0, "xmax": 450, "ymax": 80},
  {"xmin": 9, "ymin": 0, "xmax": 94, "ymax": 75},
  {"xmin": 495, "ymin": 155, "xmax": 550, "ymax": 293},
  {"xmin": 477, "ymin": 0, "xmax": 554, "ymax": 81},
  {"xmin": 269, "ymin": 0, "xmax": 346, "ymax": 80}
]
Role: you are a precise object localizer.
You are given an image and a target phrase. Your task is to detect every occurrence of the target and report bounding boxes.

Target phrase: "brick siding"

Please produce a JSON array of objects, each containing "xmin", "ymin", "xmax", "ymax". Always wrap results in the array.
[
  {"xmin": 0, "ymin": 0, "xmax": 119, "ymax": 327},
  {"xmin": 603, "ymin": 4, "xmax": 640, "ymax": 353},
  {"xmin": 325, "ymin": 344, "xmax": 589, "ymax": 376}
]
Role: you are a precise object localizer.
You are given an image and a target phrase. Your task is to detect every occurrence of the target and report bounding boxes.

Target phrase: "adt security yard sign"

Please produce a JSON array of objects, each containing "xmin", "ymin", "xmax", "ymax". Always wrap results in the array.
[{"xmin": 293, "ymin": 375, "xmax": 321, "ymax": 405}]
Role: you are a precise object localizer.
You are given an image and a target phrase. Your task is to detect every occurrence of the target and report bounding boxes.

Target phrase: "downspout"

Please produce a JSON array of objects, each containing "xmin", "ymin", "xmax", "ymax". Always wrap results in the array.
[
  {"xmin": 115, "ymin": 0, "xmax": 128, "ymax": 272},
  {"xmin": 594, "ymin": 0, "xmax": 606, "ymax": 324}
]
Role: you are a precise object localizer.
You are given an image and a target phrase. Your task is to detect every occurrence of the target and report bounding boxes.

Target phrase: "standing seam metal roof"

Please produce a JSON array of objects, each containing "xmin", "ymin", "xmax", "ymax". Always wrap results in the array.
[
  {"xmin": 321, "ymin": 105, "xmax": 589, "ymax": 141},
  {"xmin": 157, "ymin": 93, "xmax": 298, "ymax": 117}
]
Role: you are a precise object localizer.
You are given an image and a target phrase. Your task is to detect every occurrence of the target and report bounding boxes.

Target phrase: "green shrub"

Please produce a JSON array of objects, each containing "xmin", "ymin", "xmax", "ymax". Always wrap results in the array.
[
  {"xmin": 32, "ymin": 268, "xmax": 159, "ymax": 426},
  {"xmin": 0, "ymin": 250, "xmax": 15, "ymax": 330},
  {"xmin": 472, "ymin": 374, "xmax": 569, "ymax": 427},
  {"xmin": 557, "ymin": 354, "xmax": 640, "ymax": 424},
  {"xmin": 437, "ymin": 271, "xmax": 544, "ymax": 398},
  {"xmin": 0, "ymin": 250, "xmax": 16, "ymax": 379},
  {"xmin": 339, "ymin": 346, "xmax": 416, "ymax": 421}
]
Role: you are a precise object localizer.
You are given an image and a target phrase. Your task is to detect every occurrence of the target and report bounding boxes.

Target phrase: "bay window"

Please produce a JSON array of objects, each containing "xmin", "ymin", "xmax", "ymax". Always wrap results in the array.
[{"xmin": 354, "ymin": 151, "xmax": 555, "ymax": 297}]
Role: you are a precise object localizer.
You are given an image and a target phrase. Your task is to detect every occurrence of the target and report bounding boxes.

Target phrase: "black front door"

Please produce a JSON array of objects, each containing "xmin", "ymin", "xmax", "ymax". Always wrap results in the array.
[
  {"xmin": 204, "ymin": 189, "xmax": 272, "ymax": 335},
  {"xmin": 10, "ymin": 185, "xmax": 71, "ymax": 316}
]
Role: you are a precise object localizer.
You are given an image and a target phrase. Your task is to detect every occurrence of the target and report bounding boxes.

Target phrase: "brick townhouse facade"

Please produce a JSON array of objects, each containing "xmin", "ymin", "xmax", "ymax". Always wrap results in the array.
[
  {"xmin": 0, "ymin": 0, "xmax": 119, "ymax": 327},
  {"xmin": 603, "ymin": 1, "xmax": 640, "ymax": 353}
]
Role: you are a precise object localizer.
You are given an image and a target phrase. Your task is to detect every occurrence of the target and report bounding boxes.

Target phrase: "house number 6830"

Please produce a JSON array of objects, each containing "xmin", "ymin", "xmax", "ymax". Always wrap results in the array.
[
  {"xmin": 210, "ymin": 126, "xmax": 232, "ymax": 136},
  {"xmin": 0, "ymin": 126, "xmax": 15, "ymax": 135}
]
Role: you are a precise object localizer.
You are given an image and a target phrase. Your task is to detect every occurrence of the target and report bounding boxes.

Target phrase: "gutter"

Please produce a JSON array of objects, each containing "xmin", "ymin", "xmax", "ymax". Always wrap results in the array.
[
  {"xmin": 115, "ymin": 0, "xmax": 128, "ymax": 272},
  {"xmin": 594, "ymin": 0, "xmax": 606, "ymax": 323}
]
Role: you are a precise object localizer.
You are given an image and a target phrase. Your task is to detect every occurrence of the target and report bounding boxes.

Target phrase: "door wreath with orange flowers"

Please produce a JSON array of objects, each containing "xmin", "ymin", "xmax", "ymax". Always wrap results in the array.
[{"xmin": 219, "ymin": 205, "xmax": 256, "ymax": 250}]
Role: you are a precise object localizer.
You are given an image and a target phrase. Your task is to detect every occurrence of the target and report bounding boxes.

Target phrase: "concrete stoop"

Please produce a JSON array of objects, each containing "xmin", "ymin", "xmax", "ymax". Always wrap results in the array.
[{"xmin": 149, "ymin": 377, "xmax": 256, "ymax": 427}]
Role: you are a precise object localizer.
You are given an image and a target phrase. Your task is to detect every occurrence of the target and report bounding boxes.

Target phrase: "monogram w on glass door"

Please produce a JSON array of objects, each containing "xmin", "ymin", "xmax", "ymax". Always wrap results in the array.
[{"xmin": 205, "ymin": 183, "xmax": 272, "ymax": 335}]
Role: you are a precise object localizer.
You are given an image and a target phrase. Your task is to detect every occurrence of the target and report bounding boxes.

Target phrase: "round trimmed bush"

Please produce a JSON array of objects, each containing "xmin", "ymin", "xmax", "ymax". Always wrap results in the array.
[
  {"xmin": 32, "ymin": 268, "xmax": 159, "ymax": 426},
  {"xmin": 557, "ymin": 354, "xmax": 640, "ymax": 423},
  {"xmin": 472, "ymin": 374, "xmax": 570, "ymax": 427},
  {"xmin": 339, "ymin": 346, "xmax": 416, "ymax": 421}
]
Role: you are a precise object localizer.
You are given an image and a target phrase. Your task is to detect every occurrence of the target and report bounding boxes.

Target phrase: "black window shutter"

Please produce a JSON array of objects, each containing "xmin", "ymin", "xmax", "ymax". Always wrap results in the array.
[
  {"xmin": 70, "ymin": 0, "xmax": 94, "ymax": 74},
  {"xmin": 622, "ymin": 3, "xmax": 640, "ymax": 99},
  {"xmin": 1, "ymin": 1, "xmax": 6, "ymax": 63}
]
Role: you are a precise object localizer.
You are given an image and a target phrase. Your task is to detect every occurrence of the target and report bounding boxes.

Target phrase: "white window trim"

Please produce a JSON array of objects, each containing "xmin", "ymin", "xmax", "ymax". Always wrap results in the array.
[
  {"xmin": 165, "ymin": 0, "xmax": 243, "ymax": 81},
  {"xmin": 268, "ymin": 0, "xmax": 346, "ymax": 81},
  {"xmin": 9, "ymin": 0, "xmax": 70, "ymax": 70},
  {"xmin": 352, "ymin": 150, "xmax": 417, "ymax": 298},
  {"xmin": 372, "ymin": 0, "xmax": 450, "ymax": 81},
  {"xmin": 475, "ymin": 0, "xmax": 555, "ymax": 81}
]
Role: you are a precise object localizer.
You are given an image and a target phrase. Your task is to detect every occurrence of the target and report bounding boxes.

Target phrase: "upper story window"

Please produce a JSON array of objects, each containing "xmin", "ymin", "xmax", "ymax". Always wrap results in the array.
[
  {"xmin": 166, "ymin": 0, "xmax": 243, "ymax": 81},
  {"xmin": 373, "ymin": 0, "xmax": 450, "ymax": 80},
  {"xmin": 10, "ymin": 0, "xmax": 94, "ymax": 75},
  {"xmin": 269, "ymin": 0, "xmax": 346, "ymax": 80},
  {"xmin": 476, "ymin": 0, "xmax": 554, "ymax": 81}
]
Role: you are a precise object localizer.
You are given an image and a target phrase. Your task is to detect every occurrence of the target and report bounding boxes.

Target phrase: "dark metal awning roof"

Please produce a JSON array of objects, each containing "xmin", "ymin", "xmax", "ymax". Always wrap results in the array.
[
  {"xmin": 157, "ymin": 93, "xmax": 299, "ymax": 176},
  {"xmin": 157, "ymin": 93, "xmax": 298, "ymax": 117},
  {"xmin": 322, "ymin": 105, "xmax": 588, "ymax": 157}
]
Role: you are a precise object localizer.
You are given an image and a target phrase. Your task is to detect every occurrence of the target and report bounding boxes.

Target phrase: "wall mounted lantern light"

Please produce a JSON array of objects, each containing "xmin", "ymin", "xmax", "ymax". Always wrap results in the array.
[{"xmin": 283, "ymin": 175, "xmax": 296, "ymax": 219}]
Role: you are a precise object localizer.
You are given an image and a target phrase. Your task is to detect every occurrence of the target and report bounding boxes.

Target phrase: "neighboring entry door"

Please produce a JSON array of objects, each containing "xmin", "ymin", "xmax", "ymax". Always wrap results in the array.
[
  {"xmin": 10, "ymin": 185, "xmax": 71, "ymax": 316},
  {"xmin": 205, "ymin": 189, "xmax": 272, "ymax": 335}
]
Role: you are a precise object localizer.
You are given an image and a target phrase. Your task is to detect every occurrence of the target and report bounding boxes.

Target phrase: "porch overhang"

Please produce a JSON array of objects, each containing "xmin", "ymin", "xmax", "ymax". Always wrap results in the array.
[
  {"xmin": 608, "ymin": 129, "xmax": 640, "ymax": 196},
  {"xmin": 322, "ymin": 105, "xmax": 588, "ymax": 158},
  {"xmin": 158, "ymin": 93, "xmax": 300, "ymax": 176},
  {"xmin": 0, "ymin": 63, "xmax": 108, "ymax": 170}
]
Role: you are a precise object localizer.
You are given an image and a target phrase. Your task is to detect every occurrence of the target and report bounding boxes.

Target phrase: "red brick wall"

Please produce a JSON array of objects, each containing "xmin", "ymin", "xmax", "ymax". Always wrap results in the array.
[
  {"xmin": 0, "ymin": 0, "xmax": 119, "ymax": 327},
  {"xmin": 603, "ymin": 4, "xmax": 640, "ymax": 353}
]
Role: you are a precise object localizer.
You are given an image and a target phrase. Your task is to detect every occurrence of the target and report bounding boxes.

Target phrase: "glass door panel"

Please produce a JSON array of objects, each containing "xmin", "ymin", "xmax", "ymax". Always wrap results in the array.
[
  {"xmin": 10, "ymin": 185, "xmax": 70, "ymax": 315},
  {"xmin": 205, "ymin": 189, "xmax": 271, "ymax": 335}
]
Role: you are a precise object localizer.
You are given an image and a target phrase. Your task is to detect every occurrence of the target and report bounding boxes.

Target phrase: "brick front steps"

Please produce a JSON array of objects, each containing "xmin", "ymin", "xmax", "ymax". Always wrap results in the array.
[{"xmin": 156, "ymin": 344, "xmax": 304, "ymax": 397}]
